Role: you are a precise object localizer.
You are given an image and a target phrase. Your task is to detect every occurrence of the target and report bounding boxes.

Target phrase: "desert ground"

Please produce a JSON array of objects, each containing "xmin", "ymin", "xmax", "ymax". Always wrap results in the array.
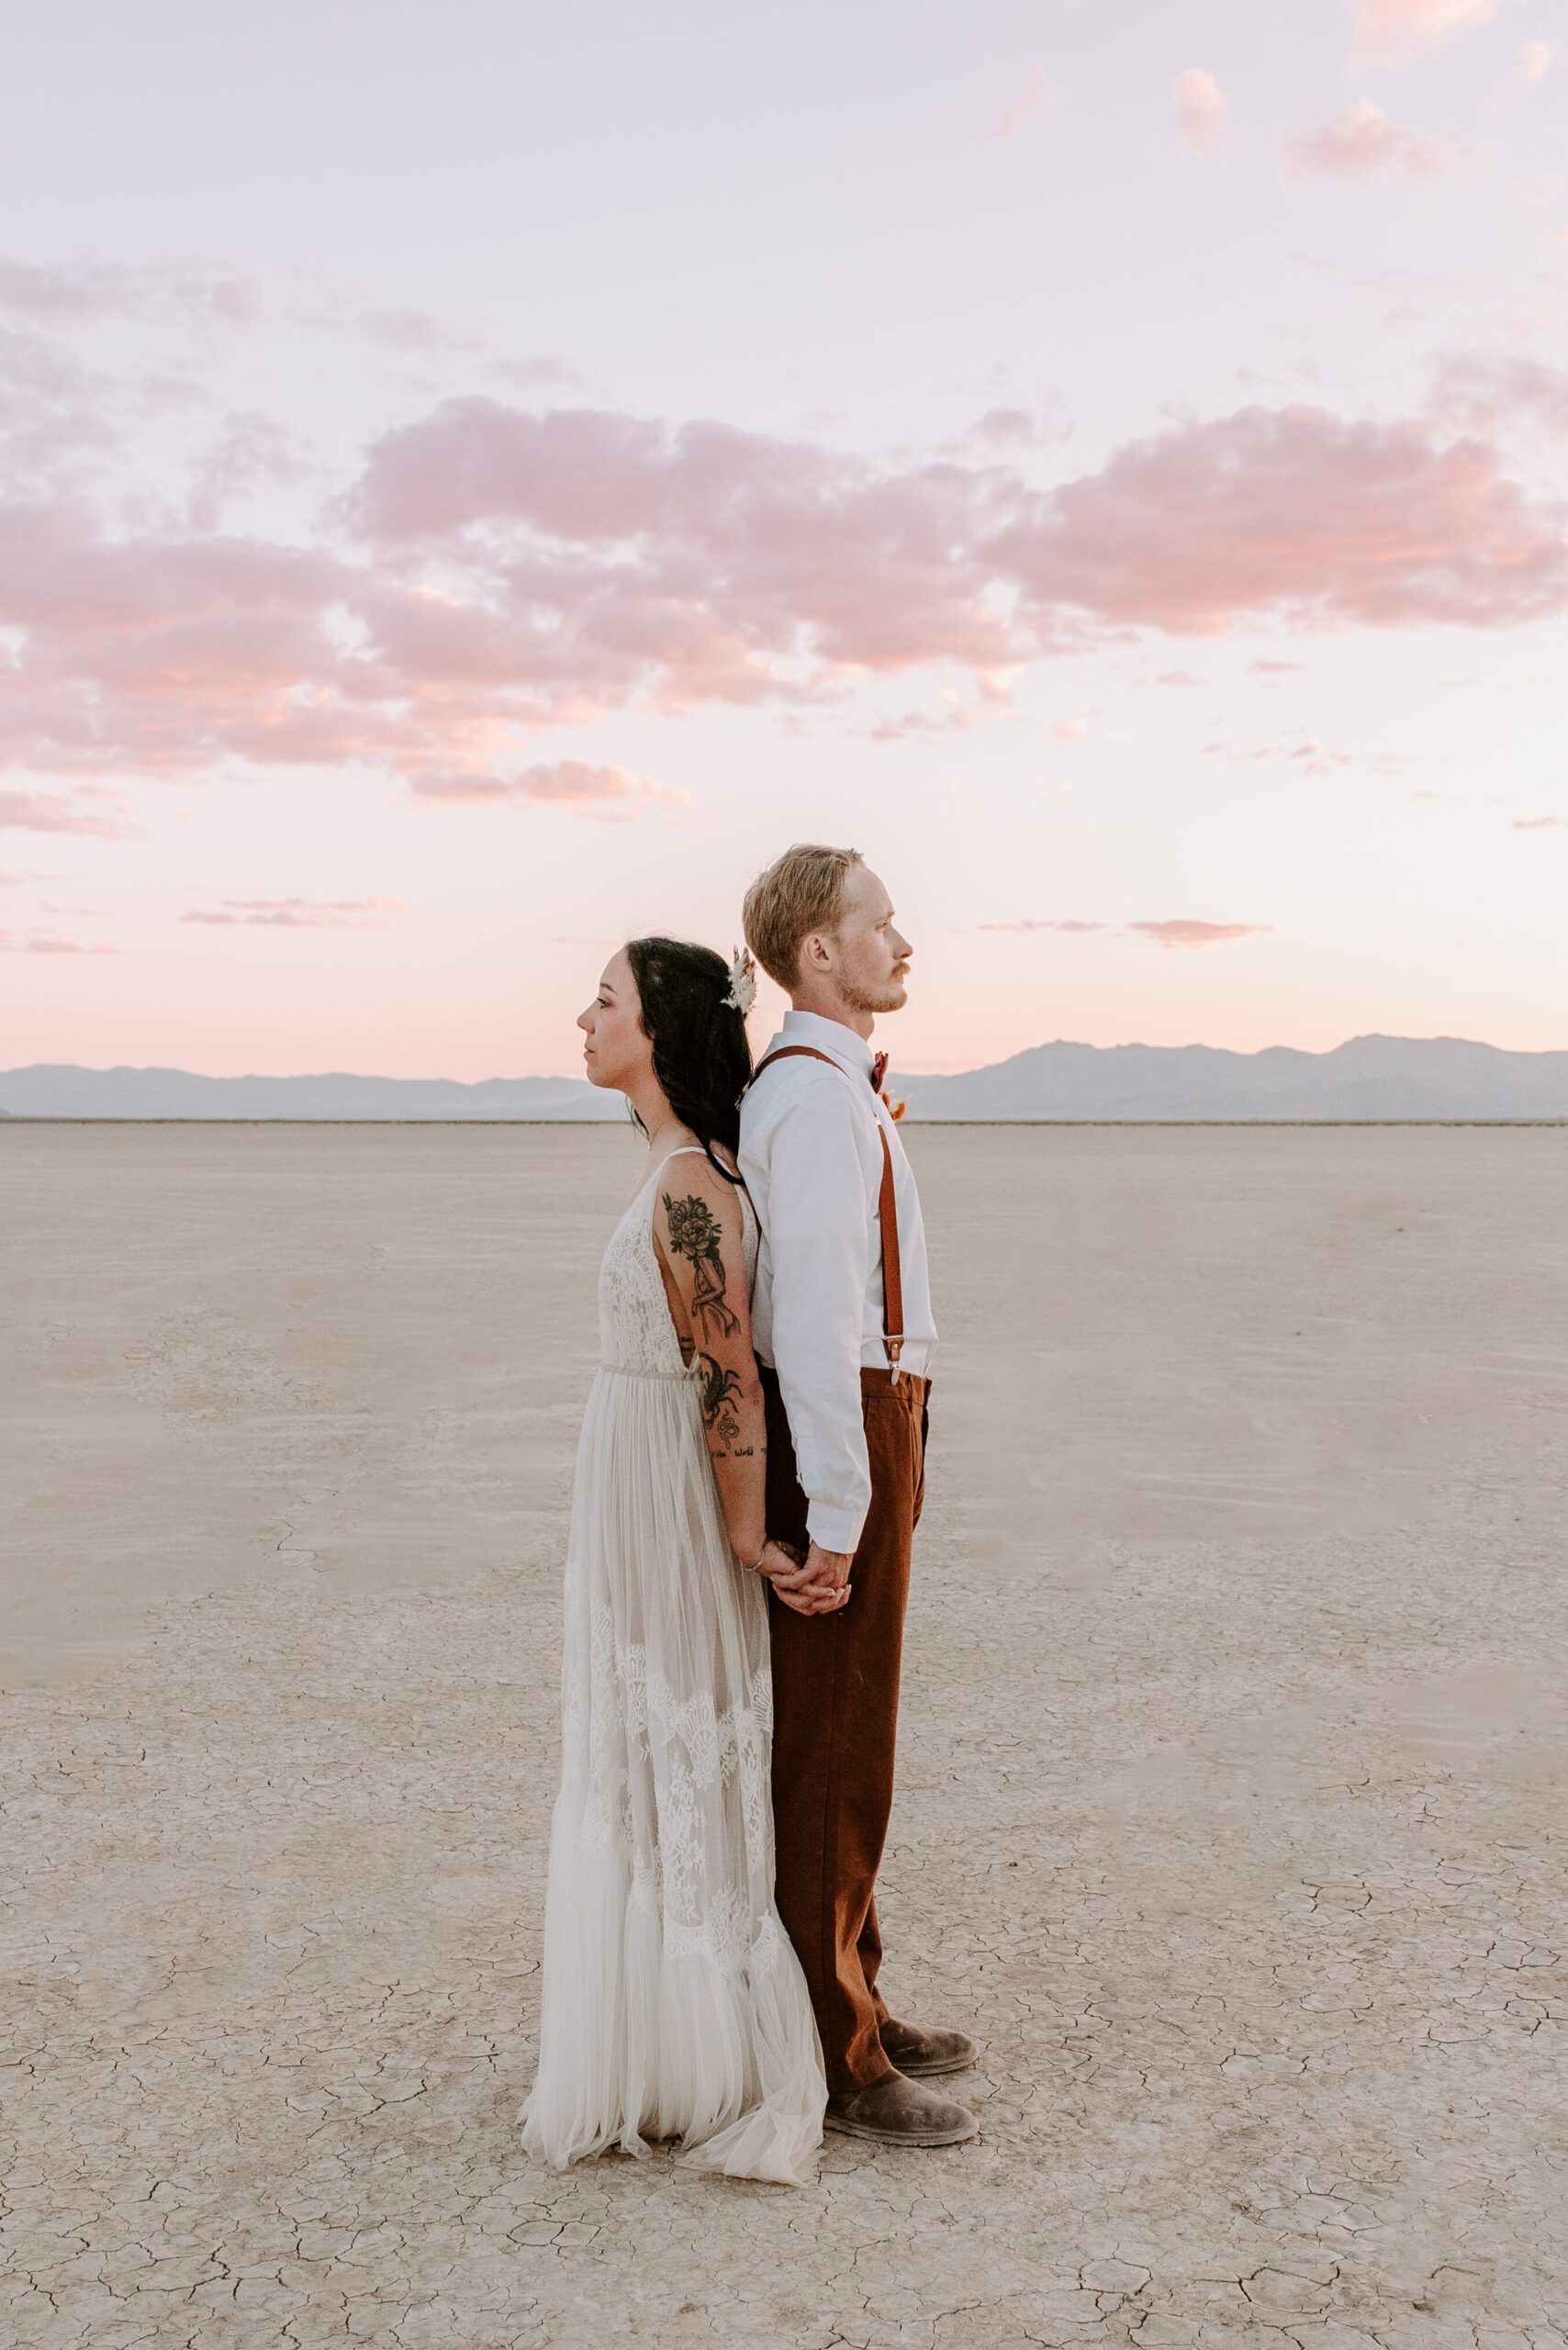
[{"xmin": 3, "ymin": 1121, "xmax": 1565, "ymax": 2350}]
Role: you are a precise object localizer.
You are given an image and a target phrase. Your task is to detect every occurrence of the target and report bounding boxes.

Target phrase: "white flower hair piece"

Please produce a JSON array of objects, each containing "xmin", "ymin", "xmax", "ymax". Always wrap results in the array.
[{"xmin": 722, "ymin": 945, "xmax": 757, "ymax": 1016}]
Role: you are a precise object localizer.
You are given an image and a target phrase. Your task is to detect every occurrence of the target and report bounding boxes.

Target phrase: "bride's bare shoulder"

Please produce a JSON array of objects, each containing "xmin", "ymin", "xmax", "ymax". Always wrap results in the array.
[{"xmin": 650, "ymin": 1147, "xmax": 747, "ymax": 1249}]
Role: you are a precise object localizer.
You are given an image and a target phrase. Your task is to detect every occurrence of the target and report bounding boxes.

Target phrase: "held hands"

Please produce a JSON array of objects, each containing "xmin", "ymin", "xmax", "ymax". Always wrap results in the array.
[{"xmin": 753, "ymin": 1538, "xmax": 854, "ymax": 1616}]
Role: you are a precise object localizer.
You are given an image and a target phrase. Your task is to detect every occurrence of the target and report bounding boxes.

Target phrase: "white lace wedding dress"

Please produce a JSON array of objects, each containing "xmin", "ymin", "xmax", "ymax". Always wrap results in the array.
[{"xmin": 519, "ymin": 1147, "xmax": 826, "ymax": 2186}]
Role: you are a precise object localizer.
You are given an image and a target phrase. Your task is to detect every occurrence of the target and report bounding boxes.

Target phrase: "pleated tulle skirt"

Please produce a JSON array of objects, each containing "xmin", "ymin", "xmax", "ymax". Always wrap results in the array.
[{"xmin": 518, "ymin": 1366, "xmax": 826, "ymax": 2187}]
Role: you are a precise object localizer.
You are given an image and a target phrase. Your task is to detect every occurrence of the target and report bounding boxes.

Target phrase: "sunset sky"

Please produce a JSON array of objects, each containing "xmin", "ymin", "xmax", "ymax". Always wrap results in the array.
[{"xmin": 3, "ymin": 0, "xmax": 1566, "ymax": 1079}]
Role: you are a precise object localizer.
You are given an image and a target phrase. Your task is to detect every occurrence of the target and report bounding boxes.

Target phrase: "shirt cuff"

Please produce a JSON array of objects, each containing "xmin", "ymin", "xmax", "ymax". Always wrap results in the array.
[{"xmin": 805, "ymin": 1500, "xmax": 866, "ymax": 1556}]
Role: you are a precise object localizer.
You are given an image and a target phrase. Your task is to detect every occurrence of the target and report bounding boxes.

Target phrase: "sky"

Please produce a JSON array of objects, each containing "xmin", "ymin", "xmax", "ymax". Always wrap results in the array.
[{"xmin": 2, "ymin": 0, "xmax": 1566, "ymax": 1080}]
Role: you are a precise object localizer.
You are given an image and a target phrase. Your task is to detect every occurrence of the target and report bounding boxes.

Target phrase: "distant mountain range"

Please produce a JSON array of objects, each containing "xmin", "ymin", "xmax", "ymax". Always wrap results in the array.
[
  {"xmin": 5, "ymin": 1035, "xmax": 1568, "ymax": 1120},
  {"xmin": 906, "ymin": 1035, "xmax": 1568, "ymax": 1120},
  {"xmin": 0, "ymin": 1067, "xmax": 624, "ymax": 1121}
]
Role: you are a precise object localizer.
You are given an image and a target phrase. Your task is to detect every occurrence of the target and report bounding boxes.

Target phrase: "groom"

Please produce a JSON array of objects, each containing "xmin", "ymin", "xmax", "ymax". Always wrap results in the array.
[{"xmin": 737, "ymin": 844, "xmax": 978, "ymax": 2148}]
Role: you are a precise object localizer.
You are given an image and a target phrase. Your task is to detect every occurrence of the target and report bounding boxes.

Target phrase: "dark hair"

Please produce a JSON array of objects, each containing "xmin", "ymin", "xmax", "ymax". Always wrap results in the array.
[{"xmin": 624, "ymin": 936, "xmax": 753, "ymax": 1183}]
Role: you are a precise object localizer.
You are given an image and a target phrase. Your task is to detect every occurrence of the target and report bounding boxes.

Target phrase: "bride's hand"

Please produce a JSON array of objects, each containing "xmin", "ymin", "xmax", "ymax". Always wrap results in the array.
[
  {"xmin": 755, "ymin": 1537, "xmax": 850, "ymax": 1613},
  {"xmin": 750, "ymin": 1536, "xmax": 802, "ymax": 1577}
]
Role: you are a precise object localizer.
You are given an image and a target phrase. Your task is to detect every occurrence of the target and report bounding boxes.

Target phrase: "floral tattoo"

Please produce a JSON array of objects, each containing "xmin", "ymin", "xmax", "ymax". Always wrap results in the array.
[{"xmin": 663, "ymin": 1191, "xmax": 740, "ymax": 1339}]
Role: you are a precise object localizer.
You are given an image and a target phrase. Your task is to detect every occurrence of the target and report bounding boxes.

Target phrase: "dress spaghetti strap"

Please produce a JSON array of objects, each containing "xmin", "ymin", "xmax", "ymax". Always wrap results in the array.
[{"xmin": 656, "ymin": 1142, "xmax": 747, "ymax": 1188}]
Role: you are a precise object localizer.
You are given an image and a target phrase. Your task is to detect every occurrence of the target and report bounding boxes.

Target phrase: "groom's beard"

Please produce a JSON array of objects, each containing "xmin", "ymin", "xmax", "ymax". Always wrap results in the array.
[{"xmin": 839, "ymin": 968, "xmax": 909, "ymax": 1015}]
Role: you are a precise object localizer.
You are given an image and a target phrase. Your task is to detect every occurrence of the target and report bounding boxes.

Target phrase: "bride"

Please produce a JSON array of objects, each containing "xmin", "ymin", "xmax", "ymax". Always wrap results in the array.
[{"xmin": 519, "ymin": 935, "xmax": 833, "ymax": 2186}]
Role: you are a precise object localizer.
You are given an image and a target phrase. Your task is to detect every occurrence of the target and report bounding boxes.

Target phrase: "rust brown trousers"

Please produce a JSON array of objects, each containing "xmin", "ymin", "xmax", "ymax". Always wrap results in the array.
[{"xmin": 760, "ymin": 1363, "xmax": 930, "ymax": 2094}]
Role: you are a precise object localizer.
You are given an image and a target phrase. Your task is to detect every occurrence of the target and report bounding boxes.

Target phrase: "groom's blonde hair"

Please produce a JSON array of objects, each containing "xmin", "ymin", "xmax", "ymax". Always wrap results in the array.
[{"xmin": 743, "ymin": 843, "xmax": 863, "ymax": 989}]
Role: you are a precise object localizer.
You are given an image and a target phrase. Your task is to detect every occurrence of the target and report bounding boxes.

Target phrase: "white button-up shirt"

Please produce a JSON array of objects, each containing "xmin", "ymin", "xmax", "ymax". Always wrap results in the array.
[{"xmin": 738, "ymin": 1009, "xmax": 937, "ymax": 1554}]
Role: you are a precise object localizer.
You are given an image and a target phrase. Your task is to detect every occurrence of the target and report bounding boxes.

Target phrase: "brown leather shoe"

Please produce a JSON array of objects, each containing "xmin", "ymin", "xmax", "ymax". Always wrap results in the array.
[
  {"xmin": 824, "ymin": 2070, "xmax": 978, "ymax": 2147},
  {"xmin": 879, "ymin": 2017, "xmax": 978, "ymax": 2077}
]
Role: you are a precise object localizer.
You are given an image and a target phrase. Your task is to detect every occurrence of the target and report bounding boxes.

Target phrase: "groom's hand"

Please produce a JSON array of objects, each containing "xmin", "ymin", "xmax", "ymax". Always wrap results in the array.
[
  {"xmin": 761, "ymin": 1539, "xmax": 854, "ymax": 1615},
  {"xmin": 801, "ymin": 1539, "xmax": 854, "ymax": 1593}
]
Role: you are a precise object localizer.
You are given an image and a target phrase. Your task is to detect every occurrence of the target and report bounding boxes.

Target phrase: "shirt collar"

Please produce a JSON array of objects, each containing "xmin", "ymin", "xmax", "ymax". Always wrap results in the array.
[{"xmin": 778, "ymin": 1007, "xmax": 877, "ymax": 1080}]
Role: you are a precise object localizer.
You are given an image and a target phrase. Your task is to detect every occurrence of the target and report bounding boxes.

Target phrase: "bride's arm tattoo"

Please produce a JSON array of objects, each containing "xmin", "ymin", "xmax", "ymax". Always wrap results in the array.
[
  {"xmin": 695, "ymin": 1353, "xmax": 753, "ymax": 1454},
  {"xmin": 655, "ymin": 1177, "xmax": 765, "ymax": 1556},
  {"xmin": 662, "ymin": 1191, "xmax": 741, "ymax": 1339}
]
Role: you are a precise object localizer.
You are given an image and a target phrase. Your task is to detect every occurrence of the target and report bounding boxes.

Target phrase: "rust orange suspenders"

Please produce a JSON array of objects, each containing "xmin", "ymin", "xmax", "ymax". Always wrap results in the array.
[{"xmin": 749, "ymin": 1044, "xmax": 905, "ymax": 1378}]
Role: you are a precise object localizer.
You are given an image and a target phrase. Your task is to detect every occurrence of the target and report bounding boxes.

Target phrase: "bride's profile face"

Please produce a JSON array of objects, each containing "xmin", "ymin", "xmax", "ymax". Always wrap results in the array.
[{"xmin": 577, "ymin": 948, "xmax": 655, "ymax": 1091}]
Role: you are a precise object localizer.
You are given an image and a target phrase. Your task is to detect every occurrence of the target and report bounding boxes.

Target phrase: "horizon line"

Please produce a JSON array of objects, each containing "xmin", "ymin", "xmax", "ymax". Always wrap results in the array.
[{"xmin": 8, "ymin": 1029, "xmax": 1568, "ymax": 1088}]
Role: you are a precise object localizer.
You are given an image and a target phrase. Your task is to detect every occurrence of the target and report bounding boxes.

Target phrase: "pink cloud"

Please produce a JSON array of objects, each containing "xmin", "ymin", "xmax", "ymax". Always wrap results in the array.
[
  {"xmin": 955, "ymin": 917, "xmax": 1109, "ymax": 934},
  {"xmin": 1514, "ymin": 37, "xmax": 1556, "ymax": 84},
  {"xmin": 1202, "ymin": 727, "xmax": 1400, "ymax": 776},
  {"xmin": 350, "ymin": 307, "xmax": 478, "ymax": 354},
  {"xmin": 0, "ymin": 257, "xmax": 260, "ymax": 325},
  {"xmin": 487, "ymin": 353, "xmax": 588, "ymax": 393},
  {"xmin": 1173, "ymin": 69, "xmax": 1228, "ymax": 156},
  {"xmin": 0, "ymin": 924, "xmax": 116, "ymax": 953},
  {"xmin": 0, "ymin": 325, "xmax": 105, "ymax": 402},
  {"xmin": 995, "ymin": 67, "xmax": 1061, "ymax": 141},
  {"xmin": 360, "ymin": 397, "xmax": 1567, "ymax": 647},
  {"xmin": 1, "ymin": 396, "xmax": 1563, "ymax": 805},
  {"xmin": 995, "ymin": 406, "xmax": 1565, "ymax": 632},
  {"xmin": 182, "ymin": 896, "xmax": 406, "ymax": 929},
  {"xmin": 1288, "ymin": 99, "xmax": 1463, "ymax": 180},
  {"xmin": 1432, "ymin": 353, "xmax": 1568, "ymax": 439},
  {"xmin": 292, "ymin": 303, "xmax": 582, "ymax": 392},
  {"xmin": 319, "ymin": 400, "xmax": 1033, "ymax": 693},
  {"xmin": 952, "ymin": 916, "xmax": 1267, "ymax": 946},
  {"xmin": 1128, "ymin": 920, "xmax": 1271, "ymax": 949},
  {"xmin": 290, "ymin": 302, "xmax": 488, "ymax": 361},
  {"xmin": 409, "ymin": 761, "xmax": 687, "ymax": 812},
  {"xmin": 975, "ymin": 407, "xmax": 1035, "ymax": 445},
  {"xmin": 1, "ymin": 327, "xmax": 122, "ymax": 495},
  {"xmin": 963, "ymin": 403, "xmax": 1070, "ymax": 451},
  {"xmin": 860, "ymin": 700, "xmax": 995, "ymax": 742},
  {"xmin": 1350, "ymin": 0, "xmax": 1506, "ymax": 68},
  {"xmin": 341, "ymin": 402, "xmax": 1016, "ymax": 682},
  {"xmin": 0, "ymin": 258, "xmax": 146, "ymax": 319},
  {"xmin": 0, "ymin": 786, "xmax": 136, "ymax": 834},
  {"xmin": 185, "ymin": 411, "xmax": 316, "ymax": 531}
]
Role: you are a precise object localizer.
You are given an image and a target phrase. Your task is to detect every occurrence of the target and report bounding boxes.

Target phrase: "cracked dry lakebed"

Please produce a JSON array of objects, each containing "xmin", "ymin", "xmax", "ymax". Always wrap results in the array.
[{"xmin": 3, "ymin": 1120, "xmax": 1566, "ymax": 2350}]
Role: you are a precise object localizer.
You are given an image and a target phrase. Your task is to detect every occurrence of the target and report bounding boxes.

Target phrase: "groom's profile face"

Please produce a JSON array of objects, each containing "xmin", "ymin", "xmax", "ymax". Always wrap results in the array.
[{"xmin": 824, "ymin": 864, "xmax": 912, "ymax": 1016}]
